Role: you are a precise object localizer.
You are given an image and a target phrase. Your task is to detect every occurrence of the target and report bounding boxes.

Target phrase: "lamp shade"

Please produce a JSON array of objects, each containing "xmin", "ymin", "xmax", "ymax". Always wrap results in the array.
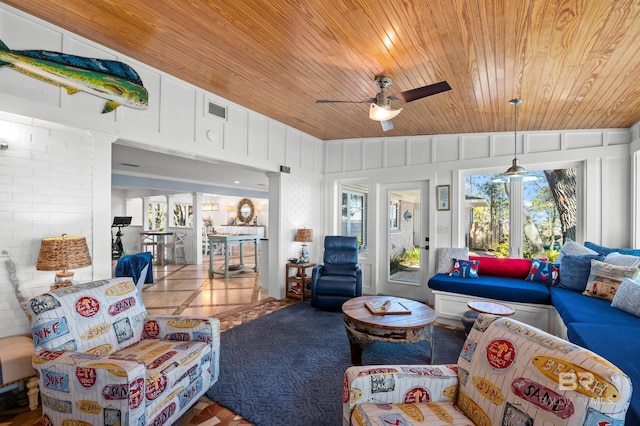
[
  {"xmin": 491, "ymin": 158, "xmax": 540, "ymax": 183},
  {"xmin": 295, "ymin": 228, "xmax": 313, "ymax": 243},
  {"xmin": 36, "ymin": 235, "xmax": 92, "ymax": 272},
  {"xmin": 369, "ymin": 103, "xmax": 402, "ymax": 121}
]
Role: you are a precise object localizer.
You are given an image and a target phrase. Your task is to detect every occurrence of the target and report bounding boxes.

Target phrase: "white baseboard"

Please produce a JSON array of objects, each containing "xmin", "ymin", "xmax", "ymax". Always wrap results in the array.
[{"xmin": 432, "ymin": 290, "xmax": 559, "ymax": 333}]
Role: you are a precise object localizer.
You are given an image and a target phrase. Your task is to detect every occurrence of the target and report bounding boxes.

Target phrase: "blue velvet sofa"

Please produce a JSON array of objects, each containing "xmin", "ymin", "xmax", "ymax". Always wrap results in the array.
[{"xmin": 428, "ymin": 243, "xmax": 640, "ymax": 424}]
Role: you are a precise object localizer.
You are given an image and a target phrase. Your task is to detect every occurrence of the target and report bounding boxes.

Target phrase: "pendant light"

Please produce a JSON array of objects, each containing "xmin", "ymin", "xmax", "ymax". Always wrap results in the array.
[{"xmin": 491, "ymin": 99, "xmax": 539, "ymax": 183}]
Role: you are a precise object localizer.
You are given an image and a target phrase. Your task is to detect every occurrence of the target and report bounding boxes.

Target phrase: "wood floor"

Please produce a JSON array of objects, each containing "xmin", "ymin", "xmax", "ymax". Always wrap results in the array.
[{"xmin": 0, "ymin": 253, "xmax": 296, "ymax": 426}]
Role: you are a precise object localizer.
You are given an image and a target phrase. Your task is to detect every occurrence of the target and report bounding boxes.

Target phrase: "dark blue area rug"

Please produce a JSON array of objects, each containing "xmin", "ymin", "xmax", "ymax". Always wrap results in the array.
[{"xmin": 206, "ymin": 301, "xmax": 465, "ymax": 426}]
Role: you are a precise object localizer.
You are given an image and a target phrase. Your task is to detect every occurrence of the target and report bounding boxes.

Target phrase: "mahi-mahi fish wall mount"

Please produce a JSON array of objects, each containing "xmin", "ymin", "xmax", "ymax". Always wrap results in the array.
[{"xmin": 0, "ymin": 38, "xmax": 148, "ymax": 113}]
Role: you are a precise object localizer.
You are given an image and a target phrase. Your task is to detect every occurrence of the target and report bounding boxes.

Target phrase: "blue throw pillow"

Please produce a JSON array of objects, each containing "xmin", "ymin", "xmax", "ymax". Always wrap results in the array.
[
  {"xmin": 558, "ymin": 253, "xmax": 603, "ymax": 291},
  {"xmin": 584, "ymin": 241, "xmax": 640, "ymax": 257},
  {"xmin": 449, "ymin": 258, "xmax": 480, "ymax": 278},
  {"xmin": 525, "ymin": 259, "xmax": 559, "ymax": 285}
]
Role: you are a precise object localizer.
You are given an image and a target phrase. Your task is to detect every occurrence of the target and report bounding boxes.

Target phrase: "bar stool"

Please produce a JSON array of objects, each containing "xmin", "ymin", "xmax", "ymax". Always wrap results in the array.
[
  {"xmin": 202, "ymin": 227, "xmax": 210, "ymax": 255},
  {"xmin": 165, "ymin": 232, "xmax": 186, "ymax": 264},
  {"xmin": 139, "ymin": 231, "xmax": 157, "ymax": 260}
]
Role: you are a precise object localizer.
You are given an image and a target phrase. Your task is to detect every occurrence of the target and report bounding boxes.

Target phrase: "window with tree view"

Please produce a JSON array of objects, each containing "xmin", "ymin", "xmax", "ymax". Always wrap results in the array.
[
  {"xmin": 465, "ymin": 168, "xmax": 577, "ymax": 259},
  {"xmin": 341, "ymin": 184, "xmax": 368, "ymax": 253},
  {"xmin": 147, "ymin": 202, "xmax": 166, "ymax": 231},
  {"xmin": 173, "ymin": 203, "xmax": 193, "ymax": 227}
]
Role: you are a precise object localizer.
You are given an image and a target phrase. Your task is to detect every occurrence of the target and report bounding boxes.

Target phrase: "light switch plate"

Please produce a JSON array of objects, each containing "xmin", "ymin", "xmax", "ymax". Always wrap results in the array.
[{"xmin": 437, "ymin": 225, "xmax": 449, "ymax": 234}]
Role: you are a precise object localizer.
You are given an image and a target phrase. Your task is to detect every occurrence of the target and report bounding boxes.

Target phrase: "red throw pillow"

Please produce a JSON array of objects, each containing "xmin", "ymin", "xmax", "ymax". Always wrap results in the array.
[{"xmin": 469, "ymin": 256, "xmax": 532, "ymax": 279}]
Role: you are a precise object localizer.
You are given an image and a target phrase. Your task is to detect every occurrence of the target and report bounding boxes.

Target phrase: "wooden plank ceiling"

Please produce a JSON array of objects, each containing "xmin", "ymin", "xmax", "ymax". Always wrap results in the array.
[{"xmin": 4, "ymin": 0, "xmax": 640, "ymax": 141}]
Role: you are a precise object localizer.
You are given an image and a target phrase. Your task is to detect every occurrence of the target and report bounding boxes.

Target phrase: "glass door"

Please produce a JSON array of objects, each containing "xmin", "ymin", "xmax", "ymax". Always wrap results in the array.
[{"xmin": 379, "ymin": 181, "xmax": 429, "ymax": 300}]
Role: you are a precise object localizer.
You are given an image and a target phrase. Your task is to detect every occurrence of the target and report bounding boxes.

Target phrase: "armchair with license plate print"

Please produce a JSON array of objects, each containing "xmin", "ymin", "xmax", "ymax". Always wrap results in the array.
[{"xmin": 28, "ymin": 277, "xmax": 220, "ymax": 425}]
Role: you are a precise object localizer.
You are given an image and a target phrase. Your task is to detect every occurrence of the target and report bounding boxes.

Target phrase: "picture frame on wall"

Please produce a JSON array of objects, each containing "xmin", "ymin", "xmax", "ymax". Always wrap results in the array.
[{"xmin": 437, "ymin": 185, "xmax": 450, "ymax": 211}]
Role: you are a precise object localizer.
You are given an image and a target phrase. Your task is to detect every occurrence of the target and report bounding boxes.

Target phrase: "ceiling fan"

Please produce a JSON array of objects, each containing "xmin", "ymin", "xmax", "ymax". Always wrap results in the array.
[{"xmin": 315, "ymin": 75, "xmax": 451, "ymax": 131}]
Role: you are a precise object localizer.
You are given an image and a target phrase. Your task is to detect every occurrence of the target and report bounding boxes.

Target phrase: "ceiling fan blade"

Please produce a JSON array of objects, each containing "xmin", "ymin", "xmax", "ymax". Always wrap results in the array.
[
  {"xmin": 389, "ymin": 81, "xmax": 451, "ymax": 103},
  {"xmin": 381, "ymin": 119, "xmax": 394, "ymax": 131},
  {"xmin": 315, "ymin": 98, "xmax": 376, "ymax": 104}
]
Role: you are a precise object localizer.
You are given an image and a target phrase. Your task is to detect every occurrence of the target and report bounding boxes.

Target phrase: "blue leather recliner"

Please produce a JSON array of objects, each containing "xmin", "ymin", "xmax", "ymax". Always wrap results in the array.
[{"xmin": 311, "ymin": 236, "xmax": 362, "ymax": 311}]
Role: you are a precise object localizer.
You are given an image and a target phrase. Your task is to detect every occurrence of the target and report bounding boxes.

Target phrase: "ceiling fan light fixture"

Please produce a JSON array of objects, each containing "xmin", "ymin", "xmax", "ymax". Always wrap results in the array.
[
  {"xmin": 369, "ymin": 103, "xmax": 402, "ymax": 121},
  {"xmin": 315, "ymin": 75, "xmax": 451, "ymax": 132}
]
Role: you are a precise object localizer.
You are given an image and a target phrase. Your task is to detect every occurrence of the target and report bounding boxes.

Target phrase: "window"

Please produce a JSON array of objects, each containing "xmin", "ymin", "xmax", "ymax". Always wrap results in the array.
[
  {"xmin": 173, "ymin": 203, "xmax": 193, "ymax": 227},
  {"xmin": 147, "ymin": 202, "xmax": 166, "ymax": 231},
  {"xmin": 465, "ymin": 167, "xmax": 577, "ymax": 258},
  {"xmin": 341, "ymin": 184, "xmax": 368, "ymax": 252},
  {"xmin": 524, "ymin": 178, "xmax": 560, "ymax": 257},
  {"xmin": 389, "ymin": 200, "xmax": 400, "ymax": 231},
  {"xmin": 465, "ymin": 175, "xmax": 510, "ymax": 252}
]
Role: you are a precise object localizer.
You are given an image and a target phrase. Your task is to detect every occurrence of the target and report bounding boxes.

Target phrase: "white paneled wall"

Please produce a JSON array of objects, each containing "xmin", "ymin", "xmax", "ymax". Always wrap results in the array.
[
  {"xmin": 632, "ymin": 123, "xmax": 640, "ymax": 248},
  {"xmin": 323, "ymin": 129, "xmax": 634, "ymax": 299}
]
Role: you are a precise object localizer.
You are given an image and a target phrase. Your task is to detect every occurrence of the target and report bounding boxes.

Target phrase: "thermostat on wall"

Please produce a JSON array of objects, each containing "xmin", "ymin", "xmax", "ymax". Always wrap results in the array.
[{"xmin": 280, "ymin": 165, "xmax": 290, "ymax": 173}]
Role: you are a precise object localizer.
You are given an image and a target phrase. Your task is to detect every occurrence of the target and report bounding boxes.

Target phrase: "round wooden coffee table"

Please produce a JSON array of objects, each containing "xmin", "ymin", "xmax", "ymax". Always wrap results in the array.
[{"xmin": 342, "ymin": 296, "xmax": 437, "ymax": 365}]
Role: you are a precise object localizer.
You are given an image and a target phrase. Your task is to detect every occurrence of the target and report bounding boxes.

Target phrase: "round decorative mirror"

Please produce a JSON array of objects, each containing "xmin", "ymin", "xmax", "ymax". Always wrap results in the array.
[{"xmin": 237, "ymin": 198, "xmax": 254, "ymax": 223}]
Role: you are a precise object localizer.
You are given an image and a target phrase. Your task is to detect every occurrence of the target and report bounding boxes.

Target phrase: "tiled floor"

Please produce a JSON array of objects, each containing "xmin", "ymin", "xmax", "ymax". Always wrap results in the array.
[{"xmin": 1, "ymin": 254, "xmax": 295, "ymax": 426}]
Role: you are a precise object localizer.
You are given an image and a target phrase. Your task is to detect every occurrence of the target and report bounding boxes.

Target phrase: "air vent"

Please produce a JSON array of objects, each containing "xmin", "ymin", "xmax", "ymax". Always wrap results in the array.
[{"xmin": 207, "ymin": 101, "xmax": 227, "ymax": 120}]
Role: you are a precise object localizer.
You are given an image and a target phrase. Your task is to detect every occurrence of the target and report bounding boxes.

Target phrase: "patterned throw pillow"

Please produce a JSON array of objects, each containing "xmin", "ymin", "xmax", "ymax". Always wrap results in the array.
[
  {"xmin": 611, "ymin": 278, "xmax": 640, "ymax": 317},
  {"xmin": 582, "ymin": 259, "xmax": 640, "ymax": 301},
  {"xmin": 525, "ymin": 259, "xmax": 560, "ymax": 285},
  {"xmin": 449, "ymin": 258, "xmax": 480, "ymax": 278}
]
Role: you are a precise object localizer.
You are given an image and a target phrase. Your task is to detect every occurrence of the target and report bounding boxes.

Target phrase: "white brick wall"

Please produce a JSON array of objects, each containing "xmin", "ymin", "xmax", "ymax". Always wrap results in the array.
[
  {"xmin": 0, "ymin": 112, "xmax": 94, "ymax": 338},
  {"xmin": 283, "ymin": 174, "xmax": 323, "ymax": 263}
]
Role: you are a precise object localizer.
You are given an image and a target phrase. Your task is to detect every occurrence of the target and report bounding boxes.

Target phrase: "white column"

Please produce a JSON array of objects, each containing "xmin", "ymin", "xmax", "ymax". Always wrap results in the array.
[
  {"xmin": 267, "ymin": 171, "xmax": 284, "ymax": 299},
  {"xmin": 90, "ymin": 131, "xmax": 118, "ymax": 281},
  {"xmin": 142, "ymin": 197, "xmax": 152, "ymax": 230},
  {"xmin": 508, "ymin": 181, "xmax": 524, "ymax": 258},
  {"xmin": 633, "ymin": 150, "xmax": 640, "ymax": 247},
  {"xmin": 193, "ymin": 192, "xmax": 203, "ymax": 265},
  {"xmin": 165, "ymin": 195, "xmax": 172, "ymax": 229}
]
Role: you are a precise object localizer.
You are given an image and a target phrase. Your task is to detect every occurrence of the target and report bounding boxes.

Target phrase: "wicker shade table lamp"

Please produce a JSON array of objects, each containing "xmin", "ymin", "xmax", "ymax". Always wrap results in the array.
[
  {"xmin": 36, "ymin": 234, "xmax": 92, "ymax": 289},
  {"xmin": 295, "ymin": 228, "xmax": 313, "ymax": 264}
]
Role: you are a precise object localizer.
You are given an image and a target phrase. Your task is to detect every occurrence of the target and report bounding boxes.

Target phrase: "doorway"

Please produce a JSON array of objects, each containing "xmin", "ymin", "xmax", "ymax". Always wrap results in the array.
[{"xmin": 379, "ymin": 181, "xmax": 429, "ymax": 301}]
